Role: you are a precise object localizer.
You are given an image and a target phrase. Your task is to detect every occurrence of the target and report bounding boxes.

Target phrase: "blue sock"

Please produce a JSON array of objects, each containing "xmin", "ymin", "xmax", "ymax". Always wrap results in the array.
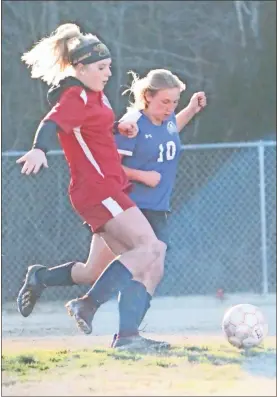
[
  {"xmin": 86, "ymin": 258, "xmax": 133, "ymax": 306},
  {"xmin": 36, "ymin": 262, "xmax": 76, "ymax": 286},
  {"xmin": 117, "ymin": 280, "xmax": 148, "ymax": 338}
]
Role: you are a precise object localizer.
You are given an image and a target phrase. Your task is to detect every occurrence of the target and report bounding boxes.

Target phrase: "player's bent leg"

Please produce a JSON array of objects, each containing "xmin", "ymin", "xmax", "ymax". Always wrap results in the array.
[
  {"xmin": 65, "ymin": 232, "xmax": 129, "ymax": 335},
  {"xmin": 17, "ymin": 261, "xmax": 78, "ymax": 317},
  {"xmin": 110, "ymin": 210, "xmax": 169, "ymax": 348},
  {"xmin": 66, "ymin": 235, "xmax": 129, "ymax": 334},
  {"xmin": 110, "ymin": 241, "xmax": 166, "ymax": 350},
  {"xmin": 71, "ymin": 233, "xmax": 118, "ymax": 284},
  {"xmin": 141, "ymin": 240, "xmax": 166, "ymax": 295},
  {"xmin": 100, "ymin": 209, "xmax": 168, "ymax": 349},
  {"xmin": 101, "ymin": 210, "xmax": 166, "ymax": 321},
  {"xmin": 102, "ymin": 206, "xmax": 166, "ymax": 279},
  {"xmin": 135, "ymin": 210, "xmax": 169, "ymax": 325},
  {"xmin": 65, "ymin": 198, "xmax": 166, "ymax": 337},
  {"xmin": 17, "ymin": 234, "xmax": 121, "ymax": 318}
]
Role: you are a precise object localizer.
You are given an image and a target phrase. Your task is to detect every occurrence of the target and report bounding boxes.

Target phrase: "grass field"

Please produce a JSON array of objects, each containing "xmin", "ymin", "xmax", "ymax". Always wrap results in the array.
[{"xmin": 2, "ymin": 294, "xmax": 276, "ymax": 396}]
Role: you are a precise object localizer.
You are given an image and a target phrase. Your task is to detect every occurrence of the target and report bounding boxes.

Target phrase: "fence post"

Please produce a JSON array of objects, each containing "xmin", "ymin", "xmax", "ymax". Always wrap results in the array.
[{"xmin": 258, "ymin": 141, "xmax": 268, "ymax": 295}]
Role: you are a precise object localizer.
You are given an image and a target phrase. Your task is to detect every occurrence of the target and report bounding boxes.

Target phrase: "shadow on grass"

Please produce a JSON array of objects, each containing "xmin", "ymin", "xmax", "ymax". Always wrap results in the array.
[
  {"xmin": 106, "ymin": 343, "xmax": 277, "ymax": 374},
  {"xmin": 242, "ymin": 349, "xmax": 276, "ymax": 379}
]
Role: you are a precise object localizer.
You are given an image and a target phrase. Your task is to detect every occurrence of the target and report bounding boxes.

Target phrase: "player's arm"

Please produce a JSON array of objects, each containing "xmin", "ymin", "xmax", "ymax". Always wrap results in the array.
[
  {"xmin": 116, "ymin": 140, "xmax": 146, "ymax": 183},
  {"xmin": 176, "ymin": 92, "xmax": 207, "ymax": 132},
  {"xmin": 115, "ymin": 129, "xmax": 148, "ymax": 183},
  {"xmin": 34, "ymin": 86, "xmax": 88, "ymax": 154},
  {"xmin": 115, "ymin": 116, "xmax": 161, "ymax": 187},
  {"xmin": 176, "ymin": 105, "xmax": 196, "ymax": 132},
  {"xmin": 44, "ymin": 86, "xmax": 87, "ymax": 137},
  {"xmin": 16, "ymin": 87, "xmax": 87, "ymax": 175},
  {"xmin": 115, "ymin": 109, "xmax": 142, "ymax": 137},
  {"xmin": 119, "ymin": 155, "xmax": 161, "ymax": 188},
  {"xmin": 31, "ymin": 120, "xmax": 59, "ymax": 154}
]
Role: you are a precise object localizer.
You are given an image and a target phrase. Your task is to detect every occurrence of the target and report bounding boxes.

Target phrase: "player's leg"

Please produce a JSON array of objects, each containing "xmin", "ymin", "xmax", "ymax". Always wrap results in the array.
[
  {"xmin": 67, "ymin": 218, "xmax": 169, "ymax": 350},
  {"xmin": 16, "ymin": 231, "xmax": 122, "ymax": 317},
  {"xmin": 71, "ymin": 233, "xmax": 118, "ymax": 284},
  {"xmin": 65, "ymin": 197, "xmax": 166, "ymax": 339},
  {"xmin": 101, "ymin": 228, "xmax": 168, "ymax": 350},
  {"xmin": 118, "ymin": 210, "xmax": 169, "ymax": 324},
  {"xmin": 137, "ymin": 210, "xmax": 169, "ymax": 322},
  {"xmin": 111, "ymin": 210, "xmax": 169, "ymax": 348}
]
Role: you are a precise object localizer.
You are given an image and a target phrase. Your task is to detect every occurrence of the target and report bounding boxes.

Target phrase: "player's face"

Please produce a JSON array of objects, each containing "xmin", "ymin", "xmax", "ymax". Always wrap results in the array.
[
  {"xmin": 146, "ymin": 88, "xmax": 180, "ymax": 121},
  {"xmin": 77, "ymin": 59, "xmax": 112, "ymax": 91}
]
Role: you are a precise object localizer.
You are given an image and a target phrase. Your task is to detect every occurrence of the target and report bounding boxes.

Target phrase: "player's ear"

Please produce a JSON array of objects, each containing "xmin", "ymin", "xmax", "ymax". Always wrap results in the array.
[
  {"xmin": 144, "ymin": 90, "xmax": 153, "ymax": 106},
  {"xmin": 75, "ymin": 63, "xmax": 85, "ymax": 75}
]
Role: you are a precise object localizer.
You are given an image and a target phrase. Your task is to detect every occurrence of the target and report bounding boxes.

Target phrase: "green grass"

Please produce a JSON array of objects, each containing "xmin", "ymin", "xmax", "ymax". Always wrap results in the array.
[
  {"xmin": 2, "ymin": 338, "xmax": 276, "ymax": 396},
  {"xmin": 2, "ymin": 339, "xmax": 275, "ymax": 378}
]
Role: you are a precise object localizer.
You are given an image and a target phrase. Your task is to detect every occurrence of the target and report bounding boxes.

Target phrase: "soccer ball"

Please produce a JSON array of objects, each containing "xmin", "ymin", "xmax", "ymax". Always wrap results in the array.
[{"xmin": 222, "ymin": 304, "xmax": 268, "ymax": 349}]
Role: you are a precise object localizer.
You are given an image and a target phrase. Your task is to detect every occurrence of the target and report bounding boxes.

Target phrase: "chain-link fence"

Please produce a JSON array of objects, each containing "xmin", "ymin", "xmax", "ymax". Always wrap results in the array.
[{"xmin": 2, "ymin": 141, "xmax": 276, "ymax": 302}]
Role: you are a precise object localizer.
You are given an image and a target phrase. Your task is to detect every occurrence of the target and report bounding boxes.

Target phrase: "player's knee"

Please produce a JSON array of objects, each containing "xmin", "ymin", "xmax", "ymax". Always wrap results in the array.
[
  {"xmin": 140, "ymin": 237, "xmax": 161, "ymax": 253},
  {"xmin": 151, "ymin": 240, "xmax": 166, "ymax": 277},
  {"xmin": 144, "ymin": 239, "xmax": 166, "ymax": 266},
  {"xmin": 83, "ymin": 261, "xmax": 98, "ymax": 284},
  {"xmin": 152, "ymin": 239, "xmax": 167, "ymax": 258},
  {"xmin": 152, "ymin": 260, "xmax": 164, "ymax": 282},
  {"xmin": 84, "ymin": 270, "xmax": 96, "ymax": 284}
]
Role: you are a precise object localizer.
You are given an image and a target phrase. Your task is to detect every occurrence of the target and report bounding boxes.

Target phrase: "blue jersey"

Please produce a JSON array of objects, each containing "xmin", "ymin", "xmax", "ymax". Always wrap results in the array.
[{"xmin": 115, "ymin": 110, "xmax": 181, "ymax": 211}]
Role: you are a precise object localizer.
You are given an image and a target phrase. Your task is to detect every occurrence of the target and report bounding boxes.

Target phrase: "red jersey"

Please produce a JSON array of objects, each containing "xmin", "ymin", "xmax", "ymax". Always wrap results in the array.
[{"xmin": 44, "ymin": 80, "xmax": 131, "ymax": 208}]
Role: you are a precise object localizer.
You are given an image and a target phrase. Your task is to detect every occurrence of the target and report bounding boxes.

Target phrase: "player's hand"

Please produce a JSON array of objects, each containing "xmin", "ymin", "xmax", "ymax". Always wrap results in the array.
[
  {"xmin": 118, "ymin": 121, "xmax": 138, "ymax": 138},
  {"xmin": 140, "ymin": 170, "xmax": 161, "ymax": 187},
  {"xmin": 16, "ymin": 148, "xmax": 48, "ymax": 175},
  {"xmin": 188, "ymin": 92, "xmax": 207, "ymax": 114}
]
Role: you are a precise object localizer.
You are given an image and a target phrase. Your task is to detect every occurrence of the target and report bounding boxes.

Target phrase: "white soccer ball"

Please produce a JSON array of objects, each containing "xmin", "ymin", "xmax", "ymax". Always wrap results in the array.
[{"xmin": 222, "ymin": 303, "xmax": 268, "ymax": 349}]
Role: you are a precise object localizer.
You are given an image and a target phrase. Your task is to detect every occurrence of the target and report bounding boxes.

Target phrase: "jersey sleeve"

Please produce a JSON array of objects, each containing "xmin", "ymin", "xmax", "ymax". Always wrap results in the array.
[
  {"xmin": 115, "ymin": 109, "xmax": 142, "ymax": 156},
  {"xmin": 115, "ymin": 133, "xmax": 138, "ymax": 156},
  {"xmin": 43, "ymin": 86, "xmax": 87, "ymax": 134}
]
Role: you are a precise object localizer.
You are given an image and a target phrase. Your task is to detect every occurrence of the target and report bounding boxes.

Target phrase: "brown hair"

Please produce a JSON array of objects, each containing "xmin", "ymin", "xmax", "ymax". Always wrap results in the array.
[{"xmin": 22, "ymin": 23, "xmax": 99, "ymax": 85}]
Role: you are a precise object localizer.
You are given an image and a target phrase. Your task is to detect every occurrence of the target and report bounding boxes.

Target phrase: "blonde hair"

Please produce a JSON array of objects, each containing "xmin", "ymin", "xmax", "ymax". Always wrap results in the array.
[
  {"xmin": 22, "ymin": 23, "xmax": 99, "ymax": 85},
  {"xmin": 123, "ymin": 69, "xmax": 186, "ymax": 110}
]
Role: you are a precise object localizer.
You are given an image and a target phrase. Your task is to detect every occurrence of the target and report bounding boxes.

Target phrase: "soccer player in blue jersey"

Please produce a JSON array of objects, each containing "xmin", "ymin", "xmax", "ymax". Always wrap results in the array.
[{"xmin": 109, "ymin": 69, "xmax": 207, "ymax": 346}]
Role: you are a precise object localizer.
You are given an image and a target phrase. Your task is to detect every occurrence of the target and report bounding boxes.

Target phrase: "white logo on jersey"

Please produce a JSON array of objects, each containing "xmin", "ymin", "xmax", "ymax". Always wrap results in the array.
[
  {"xmin": 102, "ymin": 95, "xmax": 112, "ymax": 109},
  {"xmin": 167, "ymin": 121, "xmax": 178, "ymax": 134},
  {"xmin": 145, "ymin": 134, "xmax": 152, "ymax": 139}
]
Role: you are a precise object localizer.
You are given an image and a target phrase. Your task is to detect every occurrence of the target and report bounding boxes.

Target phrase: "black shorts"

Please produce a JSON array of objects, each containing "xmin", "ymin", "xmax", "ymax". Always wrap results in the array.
[
  {"xmin": 141, "ymin": 209, "xmax": 170, "ymax": 247},
  {"xmin": 85, "ymin": 208, "xmax": 170, "ymax": 247}
]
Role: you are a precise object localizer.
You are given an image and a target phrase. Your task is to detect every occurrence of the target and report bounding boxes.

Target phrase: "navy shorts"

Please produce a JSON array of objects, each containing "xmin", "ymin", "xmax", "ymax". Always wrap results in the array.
[
  {"xmin": 85, "ymin": 208, "xmax": 170, "ymax": 248},
  {"xmin": 141, "ymin": 209, "xmax": 170, "ymax": 247}
]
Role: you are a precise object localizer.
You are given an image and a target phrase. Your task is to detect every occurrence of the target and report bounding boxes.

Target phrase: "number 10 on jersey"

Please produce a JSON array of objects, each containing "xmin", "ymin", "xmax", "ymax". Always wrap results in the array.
[{"xmin": 157, "ymin": 141, "xmax": 177, "ymax": 162}]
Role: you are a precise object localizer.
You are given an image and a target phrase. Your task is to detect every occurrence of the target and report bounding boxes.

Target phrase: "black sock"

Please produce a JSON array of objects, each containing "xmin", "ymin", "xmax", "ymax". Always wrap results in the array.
[
  {"xmin": 36, "ymin": 262, "xmax": 76, "ymax": 286},
  {"xmin": 138, "ymin": 292, "xmax": 152, "ymax": 326},
  {"xmin": 86, "ymin": 259, "xmax": 133, "ymax": 306},
  {"xmin": 117, "ymin": 280, "xmax": 148, "ymax": 338}
]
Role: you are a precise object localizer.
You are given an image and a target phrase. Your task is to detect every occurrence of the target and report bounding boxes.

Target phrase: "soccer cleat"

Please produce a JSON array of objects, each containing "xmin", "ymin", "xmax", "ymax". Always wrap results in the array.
[
  {"xmin": 65, "ymin": 296, "xmax": 98, "ymax": 335},
  {"xmin": 17, "ymin": 264, "xmax": 46, "ymax": 317},
  {"xmin": 112, "ymin": 334, "xmax": 171, "ymax": 352}
]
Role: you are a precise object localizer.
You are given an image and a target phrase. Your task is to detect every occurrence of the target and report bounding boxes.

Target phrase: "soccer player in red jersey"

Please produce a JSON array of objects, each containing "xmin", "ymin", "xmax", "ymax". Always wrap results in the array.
[{"xmin": 16, "ymin": 23, "xmax": 169, "ymax": 350}]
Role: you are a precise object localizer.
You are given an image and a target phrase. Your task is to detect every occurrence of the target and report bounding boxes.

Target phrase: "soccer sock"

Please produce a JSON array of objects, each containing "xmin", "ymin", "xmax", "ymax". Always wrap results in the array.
[
  {"xmin": 85, "ymin": 258, "xmax": 133, "ymax": 306},
  {"xmin": 35, "ymin": 262, "xmax": 76, "ymax": 286},
  {"xmin": 138, "ymin": 292, "xmax": 152, "ymax": 326},
  {"xmin": 117, "ymin": 280, "xmax": 148, "ymax": 338}
]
